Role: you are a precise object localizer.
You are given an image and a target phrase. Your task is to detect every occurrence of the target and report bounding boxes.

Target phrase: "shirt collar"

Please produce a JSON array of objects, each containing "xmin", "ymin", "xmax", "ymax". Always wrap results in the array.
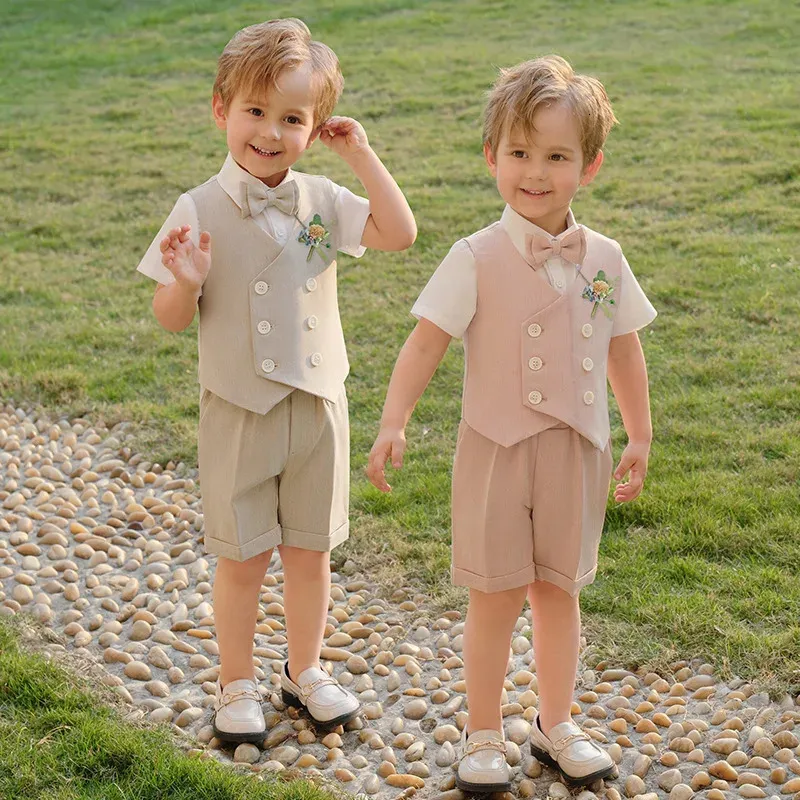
[
  {"xmin": 216, "ymin": 152, "xmax": 296, "ymax": 211},
  {"xmin": 500, "ymin": 205, "xmax": 580, "ymax": 259}
]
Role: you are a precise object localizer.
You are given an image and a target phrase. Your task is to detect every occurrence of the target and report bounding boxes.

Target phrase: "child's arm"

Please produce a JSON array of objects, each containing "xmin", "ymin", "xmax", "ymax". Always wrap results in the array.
[
  {"xmin": 151, "ymin": 224, "xmax": 212, "ymax": 332},
  {"xmin": 366, "ymin": 319, "xmax": 452, "ymax": 492},
  {"xmin": 607, "ymin": 331, "xmax": 652, "ymax": 503},
  {"xmin": 319, "ymin": 116, "xmax": 416, "ymax": 252}
]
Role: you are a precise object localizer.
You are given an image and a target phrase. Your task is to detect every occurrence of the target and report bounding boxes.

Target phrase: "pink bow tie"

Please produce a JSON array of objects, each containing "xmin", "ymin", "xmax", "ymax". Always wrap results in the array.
[{"xmin": 525, "ymin": 226, "xmax": 587, "ymax": 268}]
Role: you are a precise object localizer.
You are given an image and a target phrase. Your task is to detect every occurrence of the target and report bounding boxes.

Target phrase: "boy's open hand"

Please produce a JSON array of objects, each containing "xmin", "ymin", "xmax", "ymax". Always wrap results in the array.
[
  {"xmin": 366, "ymin": 427, "xmax": 406, "ymax": 493},
  {"xmin": 319, "ymin": 116, "xmax": 370, "ymax": 161},
  {"xmin": 613, "ymin": 441, "xmax": 650, "ymax": 503},
  {"xmin": 160, "ymin": 224, "xmax": 211, "ymax": 293}
]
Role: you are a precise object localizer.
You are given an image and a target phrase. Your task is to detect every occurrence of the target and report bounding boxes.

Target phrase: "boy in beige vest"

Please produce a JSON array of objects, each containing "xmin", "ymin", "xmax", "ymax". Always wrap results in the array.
[
  {"xmin": 137, "ymin": 19, "xmax": 416, "ymax": 742},
  {"xmin": 368, "ymin": 56, "xmax": 656, "ymax": 792}
]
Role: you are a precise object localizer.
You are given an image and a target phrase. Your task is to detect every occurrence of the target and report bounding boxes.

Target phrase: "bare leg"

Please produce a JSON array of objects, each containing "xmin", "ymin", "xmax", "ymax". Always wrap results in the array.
[
  {"xmin": 214, "ymin": 550, "xmax": 273, "ymax": 687},
  {"xmin": 279, "ymin": 544, "xmax": 330, "ymax": 679},
  {"xmin": 463, "ymin": 585, "xmax": 528, "ymax": 732},
  {"xmin": 528, "ymin": 580, "xmax": 581, "ymax": 733}
]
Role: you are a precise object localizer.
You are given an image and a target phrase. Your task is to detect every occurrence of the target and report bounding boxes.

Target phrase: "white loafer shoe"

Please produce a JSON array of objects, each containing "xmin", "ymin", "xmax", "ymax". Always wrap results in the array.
[
  {"xmin": 530, "ymin": 711, "xmax": 614, "ymax": 785},
  {"xmin": 280, "ymin": 663, "xmax": 360, "ymax": 728},
  {"xmin": 212, "ymin": 678, "xmax": 266, "ymax": 744},
  {"xmin": 456, "ymin": 727, "xmax": 512, "ymax": 793}
]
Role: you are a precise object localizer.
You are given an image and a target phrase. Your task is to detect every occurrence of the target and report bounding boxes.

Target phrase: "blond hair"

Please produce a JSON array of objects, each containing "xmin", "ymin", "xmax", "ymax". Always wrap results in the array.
[
  {"xmin": 483, "ymin": 55, "xmax": 617, "ymax": 167},
  {"xmin": 213, "ymin": 18, "xmax": 343, "ymax": 127}
]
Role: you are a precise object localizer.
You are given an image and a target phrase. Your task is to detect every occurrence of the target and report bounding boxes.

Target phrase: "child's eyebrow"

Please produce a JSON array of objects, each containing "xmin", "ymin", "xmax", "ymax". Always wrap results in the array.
[{"xmin": 508, "ymin": 138, "xmax": 578, "ymax": 154}]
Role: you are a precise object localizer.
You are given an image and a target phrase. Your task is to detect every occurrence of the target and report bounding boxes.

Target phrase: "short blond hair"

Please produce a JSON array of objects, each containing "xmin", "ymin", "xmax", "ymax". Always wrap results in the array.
[
  {"xmin": 483, "ymin": 55, "xmax": 617, "ymax": 167},
  {"xmin": 213, "ymin": 18, "xmax": 343, "ymax": 127}
]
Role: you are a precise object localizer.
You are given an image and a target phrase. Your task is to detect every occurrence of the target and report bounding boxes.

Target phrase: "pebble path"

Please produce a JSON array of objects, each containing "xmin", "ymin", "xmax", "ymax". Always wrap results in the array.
[{"xmin": 1, "ymin": 405, "xmax": 800, "ymax": 799}]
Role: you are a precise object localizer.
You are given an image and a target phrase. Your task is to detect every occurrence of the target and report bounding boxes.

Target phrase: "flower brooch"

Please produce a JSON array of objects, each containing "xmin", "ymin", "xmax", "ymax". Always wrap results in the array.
[
  {"xmin": 580, "ymin": 269, "xmax": 618, "ymax": 319},
  {"xmin": 297, "ymin": 214, "xmax": 332, "ymax": 262}
]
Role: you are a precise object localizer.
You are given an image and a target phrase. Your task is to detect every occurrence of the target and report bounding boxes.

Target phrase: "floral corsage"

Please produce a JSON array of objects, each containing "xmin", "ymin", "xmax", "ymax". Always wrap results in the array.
[
  {"xmin": 298, "ymin": 214, "xmax": 332, "ymax": 262},
  {"xmin": 581, "ymin": 269, "xmax": 618, "ymax": 319}
]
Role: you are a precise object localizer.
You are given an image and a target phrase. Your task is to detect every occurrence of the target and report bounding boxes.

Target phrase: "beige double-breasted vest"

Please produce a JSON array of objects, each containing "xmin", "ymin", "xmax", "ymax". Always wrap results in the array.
[
  {"xmin": 462, "ymin": 222, "xmax": 624, "ymax": 450},
  {"xmin": 189, "ymin": 172, "xmax": 349, "ymax": 414}
]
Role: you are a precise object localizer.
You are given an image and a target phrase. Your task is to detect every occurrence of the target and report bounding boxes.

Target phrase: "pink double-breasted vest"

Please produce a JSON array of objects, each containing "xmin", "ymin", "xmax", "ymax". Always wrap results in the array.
[{"xmin": 462, "ymin": 222, "xmax": 623, "ymax": 450}]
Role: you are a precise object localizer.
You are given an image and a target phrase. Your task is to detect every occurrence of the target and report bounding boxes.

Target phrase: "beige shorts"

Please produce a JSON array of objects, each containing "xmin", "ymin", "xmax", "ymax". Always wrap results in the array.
[
  {"xmin": 198, "ymin": 387, "xmax": 350, "ymax": 562},
  {"xmin": 451, "ymin": 421, "xmax": 613, "ymax": 595}
]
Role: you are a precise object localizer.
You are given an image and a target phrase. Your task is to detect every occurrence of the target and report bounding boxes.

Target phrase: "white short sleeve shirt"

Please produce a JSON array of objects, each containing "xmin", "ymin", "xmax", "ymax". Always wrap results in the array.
[
  {"xmin": 136, "ymin": 153, "xmax": 371, "ymax": 284},
  {"xmin": 412, "ymin": 205, "xmax": 657, "ymax": 338}
]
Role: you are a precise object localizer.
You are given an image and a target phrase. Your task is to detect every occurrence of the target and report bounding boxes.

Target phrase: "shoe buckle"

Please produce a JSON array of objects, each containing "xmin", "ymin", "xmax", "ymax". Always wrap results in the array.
[
  {"xmin": 552, "ymin": 731, "xmax": 591, "ymax": 752},
  {"xmin": 464, "ymin": 740, "xmax": 506, "ymax": 756},
  {"xmin": 218, "ymin": 688, "xmax": 261, "ymax": 709},
  {"xmin": 299, "ymin": 676, "xmax": 338, "ymax": 701}
]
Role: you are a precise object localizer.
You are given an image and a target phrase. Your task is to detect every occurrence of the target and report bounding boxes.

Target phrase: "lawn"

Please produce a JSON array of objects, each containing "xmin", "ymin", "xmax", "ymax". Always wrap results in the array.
[
  {"xmin": 1, "ymin": 0, "xmax": 799, "ymax": 692},
  {"xmin": 0, "ymin": 617, "xmax": 336, "ymax": 799}
]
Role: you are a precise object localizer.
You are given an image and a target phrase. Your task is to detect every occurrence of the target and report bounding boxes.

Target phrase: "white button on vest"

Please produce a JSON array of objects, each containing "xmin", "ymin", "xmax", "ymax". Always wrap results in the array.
[
  {"xmin": 257, "ymin": 320, "xmax": 272, "ymax": 335},
  {"xmin": 307, "ymin": 315, "xmax": 318, "ymax": 330},
  {"xmin": 261, "ymin": 358, "xmax": 276, "ymax": 374},
  {"xmin": 555, "ymin": 279, "xmax": 565, "ymax": 289},
  {"xmin": 528, "ymin": 390, "xmax": 543, "ymax": 405},
  {"xmin": 310, "ymin": 352, "xmax": 323, "ymax": 367},
  {"xmin": 583, "ymin": 390, "xmax": 595, "ymax": 405},
  {"xmin": 305, "ymin": 277, "xmax": 318, "ymax": 292},
  {"xmin": 528, "ymin": 356, "xmax": 543, "ymax": 371},
  {"xmin": 581, "ymin": 323, "xmax": 593, "ymax": 338},
  {"xmin": 582, "ymin": 357, "xmax": 594, "ymax": 372},
  {"xmin": 527, "ymin": 323, "xmax": 542, "ymax": 338},
  {"xmin": 254, "ymin": 281, "xmax": 269, "ymax": 295}
]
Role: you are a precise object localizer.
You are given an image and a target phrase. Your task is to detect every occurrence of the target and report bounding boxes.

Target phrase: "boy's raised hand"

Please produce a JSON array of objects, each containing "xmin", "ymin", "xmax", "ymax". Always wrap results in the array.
[
  {"xmin": 319, "ymin": 116, "xmax": 370, "ymax": 161},
  {"xmin": 160, "ymin": 224, "xmax": 212, "ymax": 293},
  {"xmin": 612, "ymin": 441, "xmax": 650, "ymax": 503},
  {"xmin": 366, "ymin": 427, "xmax": 406, "ymax": 493}
]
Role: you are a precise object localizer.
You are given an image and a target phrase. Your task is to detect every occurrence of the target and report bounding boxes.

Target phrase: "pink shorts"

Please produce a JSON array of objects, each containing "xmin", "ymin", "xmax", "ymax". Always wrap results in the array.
[{"xmin": 451, "ymin": 421, "xmax": 613, "ymax": 595}]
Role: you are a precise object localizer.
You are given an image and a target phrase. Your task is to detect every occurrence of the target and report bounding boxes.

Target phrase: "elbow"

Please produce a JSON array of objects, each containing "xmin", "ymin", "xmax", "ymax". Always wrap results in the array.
[
  {"xmin": 390, "ymin": 222, "xmax": 417, "ymax": 252},
  {"xmin": 152, "ymin": 300, "xmax": 193, "ymax": 333}
]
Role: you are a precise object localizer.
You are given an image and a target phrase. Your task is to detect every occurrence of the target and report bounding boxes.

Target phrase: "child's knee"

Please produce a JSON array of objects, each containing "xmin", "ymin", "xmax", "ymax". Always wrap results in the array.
[
  {"xmin": 220, "ymin": 549, "xmax": 273, "ymax": 579},
  {"xmin": 529, "ymin": 579, "xmax": 580, "ymax": 606},
  {"xmin": 279, "ymin": 544, "xmax": 328, "ymax": 566},
  {"xmin": 469, "ymin": 585, "xmax": 527, "ymax": 612}
]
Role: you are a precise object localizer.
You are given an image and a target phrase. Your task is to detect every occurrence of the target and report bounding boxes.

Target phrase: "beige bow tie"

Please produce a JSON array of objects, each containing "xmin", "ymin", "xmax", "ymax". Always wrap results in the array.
[
  {"xmin": 525, "ymin": 226, "xmax": 587, "ymax": 268},
  {"xmin": 240, "ymin": 180, "xmax": 299, "ymax": 219}
]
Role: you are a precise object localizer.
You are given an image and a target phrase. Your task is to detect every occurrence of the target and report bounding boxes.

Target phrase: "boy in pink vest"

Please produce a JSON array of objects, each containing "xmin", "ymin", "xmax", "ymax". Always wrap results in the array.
[
  {"xmin": 137, "ymin": 19, "xmax": 416, "ymax": 742},
  {"xmin": 368, "ymin": 56, "xmax": 656, "ymax": 792}
]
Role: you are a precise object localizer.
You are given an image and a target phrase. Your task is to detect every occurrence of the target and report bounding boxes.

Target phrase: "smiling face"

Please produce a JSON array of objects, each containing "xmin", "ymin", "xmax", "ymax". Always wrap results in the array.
[
  {"xmin": 212, "ymin": 62, "xmax": 320, "ymax": 187},
  {"xmin": 484, "ymin": 101, "xmax": 603, "ymax": 235}
]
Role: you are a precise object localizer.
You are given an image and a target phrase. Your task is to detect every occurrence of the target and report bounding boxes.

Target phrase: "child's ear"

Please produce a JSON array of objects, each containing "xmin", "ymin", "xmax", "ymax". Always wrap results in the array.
[
  {"xmin": 211, "ymin": 95, "xmax": 228, "ymax": 130},
  {"xmin": 483, "ymin": 141, "xmax": 498, "ymax": 177},
  {"xmin": 580, "ymin": 150, "xmax": 604, "ymax": 186},
  {"xmin": 305, "ymin": 125, "xmax": 323, "ymax": 150}
]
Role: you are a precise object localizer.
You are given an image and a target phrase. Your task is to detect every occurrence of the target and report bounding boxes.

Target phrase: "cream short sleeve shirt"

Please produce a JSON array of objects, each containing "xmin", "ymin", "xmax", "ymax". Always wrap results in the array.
[
  {"xmin": 136, "ymin": 153, "xmax": 371, "ymax": 285},
  {"xmin": 412, "ymin": 205, "xmax": 657, "ymax": 338}
]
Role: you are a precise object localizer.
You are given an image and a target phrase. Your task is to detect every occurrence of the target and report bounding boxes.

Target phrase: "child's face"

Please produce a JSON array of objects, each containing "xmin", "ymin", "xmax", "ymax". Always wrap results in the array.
[
  {"xmin": 213, "ymin": 62, "xmax": 320, "ymax": 187},
  {"xmin": 484, "ymin": 102, "xmax": 602, "ymax": 235}
]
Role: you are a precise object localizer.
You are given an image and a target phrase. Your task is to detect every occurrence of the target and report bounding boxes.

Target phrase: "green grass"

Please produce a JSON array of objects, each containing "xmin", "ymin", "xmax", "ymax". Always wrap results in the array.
[
  {"xmin": 0, "ymin": 618, "xmax": 337, "ymax": 800},
  {"xmin": 1, "ymin": 0, "xmax": 800, "ymax": 690}
]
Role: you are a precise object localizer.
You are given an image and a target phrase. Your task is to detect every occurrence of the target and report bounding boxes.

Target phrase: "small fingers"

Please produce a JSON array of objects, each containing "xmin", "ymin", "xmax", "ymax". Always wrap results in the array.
[
  {"xmin": 390, "ymin": 440, "xmax": 406, "ymax": 470},
  {"xmin": 160, "ymin": 226, "xmax": 190, "ymax": 252},
  {"xmin": 366, "ymin": 447, "xmax": 391, "ymax": 493},
  {"xmin": 614, "ymin": 474, "xmax": 644, "ymax": 503},
  {"xmin": 613, "ymin": 456, "xmax": 633, "ymax": 481}
]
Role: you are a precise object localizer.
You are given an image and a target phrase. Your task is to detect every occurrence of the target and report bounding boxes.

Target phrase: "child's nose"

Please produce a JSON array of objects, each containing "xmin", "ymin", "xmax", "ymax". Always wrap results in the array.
[
  {"xmin": 263, "ymin": 121, "xmax": 281, "ymax": 141},
  {"xmin": 527, "ymin": 160, "xmax": 547, "ymax": 180}
]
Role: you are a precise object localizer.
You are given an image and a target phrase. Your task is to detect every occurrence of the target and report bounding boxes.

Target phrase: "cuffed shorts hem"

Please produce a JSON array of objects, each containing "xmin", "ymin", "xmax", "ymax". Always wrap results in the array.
[
  {"xmin": 281, "ymin": 520, "xmax": 349, "ymax": 552},
  {"xmin": 204, "ymin": 523, "xmax": 282, "ymax": 562},
  {"xmin": 451, "ymin": 563, "xmax": 538, "ymax": 593},
  {"xmin": 534, "ymin": 564, "xmax": 598, "ymax": 596}
]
